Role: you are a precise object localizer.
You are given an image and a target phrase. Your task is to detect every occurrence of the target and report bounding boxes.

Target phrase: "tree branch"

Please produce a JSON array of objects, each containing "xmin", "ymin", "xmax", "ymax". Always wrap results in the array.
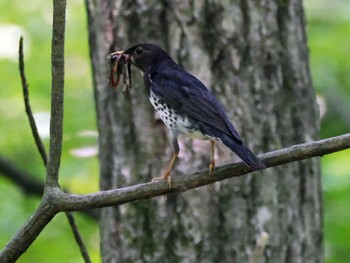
[
  {"xmin": 65, "ymin": 212, "xmax": 92, "ymax": 263},
  {"xmin": 19, "ymin": 27, "xmax": 92, "ymax": 263},
  {"xmin": 46, "ymin": 2, "xmax": 92, "ymax": 262},
  {"xmin": 19, "ymin": 36, "xmax": 48, "ymax": 167},
  {"xmin": 0, "ymin": 133, "xmax": 349, "ymax": 261},
  {"xmin": 0, "ymin": 155, "xmax": 44, "ymax": 195},
  {"xmin": 46, "ymin": 0, "xmax": 66, "ymax": 188},
  {"xmin": 55, "ymin": 133, "xmax": 350, "ymax": 211},
  {"xmin": 0, "ymin": 196, "xmax": 56, "ymax": 262}
]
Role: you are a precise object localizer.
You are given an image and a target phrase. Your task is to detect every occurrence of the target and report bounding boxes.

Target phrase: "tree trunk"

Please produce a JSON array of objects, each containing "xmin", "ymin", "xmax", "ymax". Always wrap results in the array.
[{"xmin": 85, "ymin": 0, "xmax": 322, "ymax": 262}]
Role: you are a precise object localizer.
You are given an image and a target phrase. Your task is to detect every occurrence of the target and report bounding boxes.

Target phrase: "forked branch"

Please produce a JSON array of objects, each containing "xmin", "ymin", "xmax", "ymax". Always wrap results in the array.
[{"xmin": 15, "ymin": 2, "xmax": 91, "ymax": 263}]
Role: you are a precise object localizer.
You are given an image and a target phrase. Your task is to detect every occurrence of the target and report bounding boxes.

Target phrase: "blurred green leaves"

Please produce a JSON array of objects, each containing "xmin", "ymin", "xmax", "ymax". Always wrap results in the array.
[
  {"xmin": 306, "ymin": 0, "xmax": 350, "ymax": 138},
  {"xmin": 306, "ymin": 0, "xmax": 350, "ymax": 262}
]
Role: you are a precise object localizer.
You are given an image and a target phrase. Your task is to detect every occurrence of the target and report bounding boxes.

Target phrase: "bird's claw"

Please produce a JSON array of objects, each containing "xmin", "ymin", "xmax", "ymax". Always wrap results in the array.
[
  {"xmin": 209, "ymin": 160, "xmax": 215, "ymax": 175},
  {"xmin": 151, "ymin": 173, "xmax": 172, "ymax": 189}
]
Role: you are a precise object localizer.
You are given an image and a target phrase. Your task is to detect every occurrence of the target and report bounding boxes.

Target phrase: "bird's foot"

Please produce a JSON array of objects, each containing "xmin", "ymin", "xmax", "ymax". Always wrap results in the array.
[
  {"xmin": 209, "ymin": 159, "xmax": 215, "ymax": 175},
  {"xmin": 208, "ymin": 160, "xmax": 216, "ymax": 191},
  {"xmin": 152, "ymin": 172, "xmax": 172, "ymax": 189}
]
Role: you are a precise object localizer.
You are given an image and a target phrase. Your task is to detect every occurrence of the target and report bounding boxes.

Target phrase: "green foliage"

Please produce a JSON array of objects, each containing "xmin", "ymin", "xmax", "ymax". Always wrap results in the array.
[
  {"xmin": 306, "ymin": 0, "xmax": 350, "ymax": 262},
  {"xmin": 306, "ymin": 0, "xmax": 350, "ymax": 138},
  {"xmin": 0, "ymin": 0, "xmax": 349, "ymax": 262}
]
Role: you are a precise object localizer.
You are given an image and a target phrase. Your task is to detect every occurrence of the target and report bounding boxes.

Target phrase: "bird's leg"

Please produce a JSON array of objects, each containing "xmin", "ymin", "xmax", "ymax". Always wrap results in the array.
[
  {"xmin": 209, "ymin": 140, "xmax": 216, "ymax": 175},
  {"xmin": 152, "ymin": 132, "xmax": 179, "ymax": 189},
  {"xmin": 152, "ymin": 153, "xmax": 178, "ymax": 188}
]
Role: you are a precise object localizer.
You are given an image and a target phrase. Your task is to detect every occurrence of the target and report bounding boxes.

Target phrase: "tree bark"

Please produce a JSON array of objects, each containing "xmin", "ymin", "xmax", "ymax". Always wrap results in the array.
[{"xmin": 85, "ymin": 0, "xmax": 322, "ymax": 262}]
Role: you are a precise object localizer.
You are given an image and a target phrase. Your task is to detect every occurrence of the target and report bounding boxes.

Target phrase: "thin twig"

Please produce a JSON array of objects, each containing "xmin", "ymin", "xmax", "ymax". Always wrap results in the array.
[
  {"xmin": 65, "ymin": 212, "xmax": 92, "ymax": 263},
  {"xmin": 19, "ymin": 36, "xmax": 48, "ymax": 166},
  {"xmin": 0, "ymin": 155, "xmax": 44, "ymax": 195}
]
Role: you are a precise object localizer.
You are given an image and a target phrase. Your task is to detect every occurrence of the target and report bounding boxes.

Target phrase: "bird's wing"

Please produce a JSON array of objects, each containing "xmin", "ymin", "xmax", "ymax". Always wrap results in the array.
[{"xmin": 147, "ymin": 68, "xmax": 242, "ymax": 142}]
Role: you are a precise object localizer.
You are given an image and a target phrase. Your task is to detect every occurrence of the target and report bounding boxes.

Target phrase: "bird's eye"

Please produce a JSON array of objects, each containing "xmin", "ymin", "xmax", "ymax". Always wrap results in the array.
[{"xmin": 135, "ymin": 47, "xmax": 143, "ymax": 55}]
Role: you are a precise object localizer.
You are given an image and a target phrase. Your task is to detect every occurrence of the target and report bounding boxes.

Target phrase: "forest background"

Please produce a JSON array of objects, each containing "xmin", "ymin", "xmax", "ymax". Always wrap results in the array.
[{"xmin": 0, "ymin": 0, "xmax": 349, "ymax": 262}]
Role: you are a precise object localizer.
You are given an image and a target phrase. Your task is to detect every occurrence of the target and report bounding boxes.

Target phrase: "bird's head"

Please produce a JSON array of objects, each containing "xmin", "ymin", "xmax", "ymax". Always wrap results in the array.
[{"xmin": 117, "ymin": 43, "xmax": 174, "ymax": 73}]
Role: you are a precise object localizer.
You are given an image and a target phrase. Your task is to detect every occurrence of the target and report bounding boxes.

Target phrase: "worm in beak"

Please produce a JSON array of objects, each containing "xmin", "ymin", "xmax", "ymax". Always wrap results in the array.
[{"xmin": 108, "ymin": 51, "xmax": 132, "ymax": 91}]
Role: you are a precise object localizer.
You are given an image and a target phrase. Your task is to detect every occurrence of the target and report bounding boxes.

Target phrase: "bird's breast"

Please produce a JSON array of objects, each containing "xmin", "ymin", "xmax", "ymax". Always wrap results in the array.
[{"xmin": 149, "ymin": 91, "xmax": 217, "ymax": 140}]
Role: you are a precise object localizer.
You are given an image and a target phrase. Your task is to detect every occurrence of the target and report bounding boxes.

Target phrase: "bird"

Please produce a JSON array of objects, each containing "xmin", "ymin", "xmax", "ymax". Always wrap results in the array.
[{"xmin": 116, "ymin": 43, "xmax": 265, "ymax": 188}]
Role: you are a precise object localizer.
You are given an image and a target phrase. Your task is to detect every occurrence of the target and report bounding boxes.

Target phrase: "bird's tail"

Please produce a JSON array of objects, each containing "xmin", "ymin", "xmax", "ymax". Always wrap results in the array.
[{"xmin": 220, "ymin": 134, "xmax": 265, "ymax": 170}]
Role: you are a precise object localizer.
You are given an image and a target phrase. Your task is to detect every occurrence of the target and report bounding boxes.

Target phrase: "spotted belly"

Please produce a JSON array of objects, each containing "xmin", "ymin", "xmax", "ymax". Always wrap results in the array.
[{"xmin": 149, "ymin": 91, "xmax": 217, "ymax": 140}]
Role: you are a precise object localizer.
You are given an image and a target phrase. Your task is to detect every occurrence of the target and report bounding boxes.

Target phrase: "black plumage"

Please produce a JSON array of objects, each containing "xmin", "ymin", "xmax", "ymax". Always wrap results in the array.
[{"xmin": 121, "ymin": 43, "xmax": 265, "ymax": 187}]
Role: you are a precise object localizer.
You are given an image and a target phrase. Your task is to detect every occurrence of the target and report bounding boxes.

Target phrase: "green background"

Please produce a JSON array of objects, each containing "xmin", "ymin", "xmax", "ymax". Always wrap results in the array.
[{"xmin": 0, "ymin": 0, "xmax": 349, "ymax": 262}]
